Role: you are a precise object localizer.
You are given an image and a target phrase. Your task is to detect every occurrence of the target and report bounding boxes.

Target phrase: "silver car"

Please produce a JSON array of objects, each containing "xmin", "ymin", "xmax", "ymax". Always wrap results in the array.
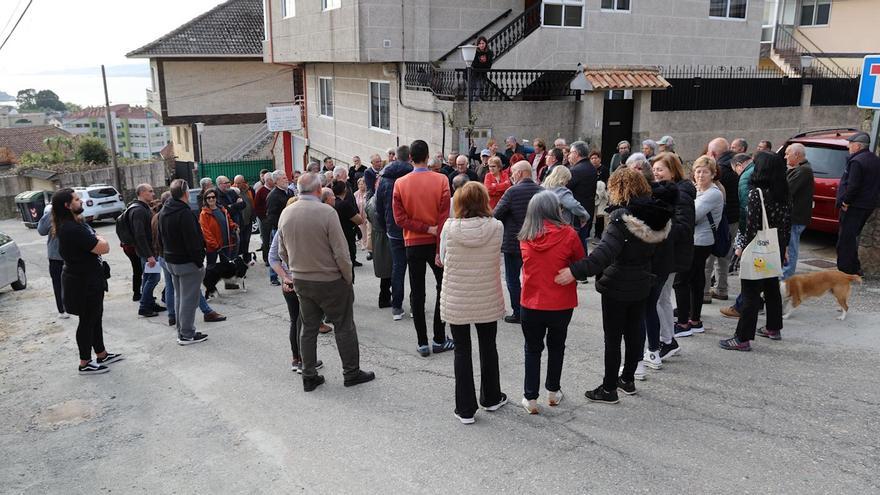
[{"xmin": 0, "ymin": 231, "xmax": 27, "ymax": 291}]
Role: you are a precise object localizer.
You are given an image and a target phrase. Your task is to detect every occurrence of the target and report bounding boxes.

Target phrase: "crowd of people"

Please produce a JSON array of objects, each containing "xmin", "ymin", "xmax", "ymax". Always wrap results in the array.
[{"xmin": 38, "ymin": 129, "xmax": 880, "ymax": 424}]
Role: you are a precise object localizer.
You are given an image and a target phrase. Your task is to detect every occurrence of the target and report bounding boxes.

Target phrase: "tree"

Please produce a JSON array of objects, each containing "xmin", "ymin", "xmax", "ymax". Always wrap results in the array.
[
  {"xmin": 64, "ymin": 102, "xmax": 82, "ymax": 112},
  {"xmin": 16, "ymin": 89, "xmax": 36, "ymax": 110},
  {"xmin": 34, "ymin": 90, "xmax": 66, "ymax": 111},
  {"xmin": 76, "ymin": 137, "xmax": 110, "ymax": 164}
]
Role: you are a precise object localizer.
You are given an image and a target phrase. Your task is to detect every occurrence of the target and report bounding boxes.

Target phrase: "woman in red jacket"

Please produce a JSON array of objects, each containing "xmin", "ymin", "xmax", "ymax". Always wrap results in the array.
[
  {"xmin": 199, "ymin": 188, "xmax": 238, "ymax": 296},
  {"xmin": 517, "ymin": 190, "xmax": 585, "ymax": 414},
  {"xmin": 484, "ymin": 156, "xmax": 511, "ymax": 209}
]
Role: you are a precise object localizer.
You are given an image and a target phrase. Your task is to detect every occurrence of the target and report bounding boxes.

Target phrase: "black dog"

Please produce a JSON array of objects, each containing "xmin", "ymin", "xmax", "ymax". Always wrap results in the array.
[{"xmin": 205, "ymin": 252, "xmax": 257, "ymax": 298}]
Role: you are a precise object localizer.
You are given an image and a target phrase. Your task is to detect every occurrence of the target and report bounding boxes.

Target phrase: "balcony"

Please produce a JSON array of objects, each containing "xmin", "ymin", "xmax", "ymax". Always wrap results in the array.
[{"xmin": 404, "ymin": 63, "xmax": 578, "ymax": 102}]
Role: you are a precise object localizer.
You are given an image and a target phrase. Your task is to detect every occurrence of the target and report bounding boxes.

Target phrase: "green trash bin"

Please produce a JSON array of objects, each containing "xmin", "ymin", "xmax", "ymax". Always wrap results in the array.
[{"xmin": 14, "ymin": 190, "xmax": 52, "ymax": 228}]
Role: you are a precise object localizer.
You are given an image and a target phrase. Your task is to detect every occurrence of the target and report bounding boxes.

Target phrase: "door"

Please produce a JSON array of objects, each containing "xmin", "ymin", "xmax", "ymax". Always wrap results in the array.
[{"xmin": 600, "ymin": 98, "xmax": 634, "ymax": 170}]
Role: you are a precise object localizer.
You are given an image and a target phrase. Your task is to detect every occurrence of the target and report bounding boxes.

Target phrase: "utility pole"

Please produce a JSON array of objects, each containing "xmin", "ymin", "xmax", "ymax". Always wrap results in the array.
[{"xmin": 102, "ymin": 65, "xmax": 122, "ymax": 192}]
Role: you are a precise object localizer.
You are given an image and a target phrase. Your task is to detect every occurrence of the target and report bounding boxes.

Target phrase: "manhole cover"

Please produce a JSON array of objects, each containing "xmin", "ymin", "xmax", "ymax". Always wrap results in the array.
[{"xmin": 801, "ymin": 259, "xmax": 836, "ymax": 269}]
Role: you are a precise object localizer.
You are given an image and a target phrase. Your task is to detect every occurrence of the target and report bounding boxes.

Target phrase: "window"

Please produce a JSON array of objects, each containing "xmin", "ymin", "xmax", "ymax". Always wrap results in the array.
[
  {"xmin": 319, "ymin": 77, "xmax": 334, "ymax": 118},
  {"xmin": 600, "ymin": 0, "xmax": 630, "ymax": 11},
  {"xmin": 322, "ymin": 0, "xmax": 340, "ymax": 11},
  {"xmin": 543, "ymin": 0, "xmax": 583, "ymax": 27},
  {"xmin": 710, "ymin": 0, "xmax": 747, "ymax": 20},
  {"xmin": 799, "ymin": 0, "xmax": 830, "ymax": 26},
  {"xmin": 282, "ymin": 0, "xmax": 295, "ymax": 18},
  {"xmin": 369, "ymin": 81, "xmax": 390, "ymax": 131}
]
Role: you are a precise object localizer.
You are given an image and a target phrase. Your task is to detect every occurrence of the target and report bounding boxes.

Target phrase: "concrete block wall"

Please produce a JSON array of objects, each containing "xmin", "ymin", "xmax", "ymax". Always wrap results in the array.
[
  {"xmin": 0, "ymin": 161, "xmax": 167, "ymax": 219},
  {"xmin": 200, "ymin": 124, "xmax": 267, "ymax": 162},
  {"xmin": 632, "ymin": 91, "xmax": 863, "ymax": 162},
  {"xmin": 494, "ymin": 0, "xmax": 763, "ymax": 71},
  {"xmin": 162, "ymin": 61, "xmax": 295, "ymax": 117},
  {"xmin": 304, "ymin": 63, "xmax": 452, "ymax": 168}
]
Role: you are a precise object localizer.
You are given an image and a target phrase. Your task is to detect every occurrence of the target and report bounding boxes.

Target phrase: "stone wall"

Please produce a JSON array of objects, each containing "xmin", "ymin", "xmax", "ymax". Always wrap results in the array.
[{"xmin": 859, "ymin": 209, "xmax": 880, "ymax": 279}]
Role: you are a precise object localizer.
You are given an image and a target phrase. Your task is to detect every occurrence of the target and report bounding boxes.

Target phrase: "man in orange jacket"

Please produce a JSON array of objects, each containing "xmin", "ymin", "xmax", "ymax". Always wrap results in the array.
[{"xmin": 392, "ymin": 140, "xmax": 455, "ymax": 358}]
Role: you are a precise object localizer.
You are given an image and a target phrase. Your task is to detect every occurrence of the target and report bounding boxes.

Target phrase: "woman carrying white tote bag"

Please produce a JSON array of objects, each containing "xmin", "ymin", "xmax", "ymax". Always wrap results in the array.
[{"xmin": 720, "ymin": 153, "xmax": 792, "ymax": 351}]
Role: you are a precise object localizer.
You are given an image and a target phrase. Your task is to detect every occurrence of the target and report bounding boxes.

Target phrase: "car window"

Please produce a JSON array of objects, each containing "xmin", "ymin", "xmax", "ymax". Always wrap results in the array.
[
  {"xmin": 88, "ymin": 187, "xmax": 119, "ymax": 199},
  {"xmin": 0, "ymin": 232, "xmax": 11, "ymax": 245},
  {"xmin": 801, "ymin": 146, "xmax": 848, "ymax": 179}
]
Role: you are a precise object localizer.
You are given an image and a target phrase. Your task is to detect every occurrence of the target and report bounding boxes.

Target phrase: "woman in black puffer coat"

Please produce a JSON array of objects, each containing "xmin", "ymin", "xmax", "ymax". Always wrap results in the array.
[{"xmin": 555, "ymin": 168, "xmax": 672, "ymax": 404}]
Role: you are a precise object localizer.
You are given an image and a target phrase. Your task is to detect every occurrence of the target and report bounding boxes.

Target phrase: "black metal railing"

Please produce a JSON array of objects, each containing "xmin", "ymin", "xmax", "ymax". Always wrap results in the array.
[
  {"xmin": 436, "ymin": 9, "xmax": 514, "ymax": 62},
  {"xmin": 487, "ymin": 2, "xmax": 542, "ymax": 62},
  {"xmin": 404, "ymin": 63, "xmax": 577, "ymax": 102},
  {"xmin": 652, "ymin": 65, "xmax": 860, "ymax": 111},
  {"xmin": 773, "ymin": 26, "xmax": 845, "ymax": 77}
]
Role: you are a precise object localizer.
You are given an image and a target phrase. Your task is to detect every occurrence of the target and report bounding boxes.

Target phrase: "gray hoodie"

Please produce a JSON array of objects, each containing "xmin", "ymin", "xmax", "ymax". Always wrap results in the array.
[{"xmin": 37, "ymin": 210, "xmax": 62, "ymax": 261}]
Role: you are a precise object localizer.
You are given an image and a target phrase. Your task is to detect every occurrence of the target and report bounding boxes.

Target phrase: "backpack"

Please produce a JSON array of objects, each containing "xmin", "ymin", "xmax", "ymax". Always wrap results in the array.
[
  {"xmin": 115, "ymin": 202, "xmax": 144, "ymax": 246},
  {"xmin": 707, "ymin": 210, "xmax": 731, "ymax": 258}
]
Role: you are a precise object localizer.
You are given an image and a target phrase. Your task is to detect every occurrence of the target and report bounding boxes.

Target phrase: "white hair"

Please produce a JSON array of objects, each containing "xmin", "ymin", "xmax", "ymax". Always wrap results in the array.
[
  {"xmin": 271, "ymin": 170, "xmax": 286, "ymax": 182},
  {"xmin": 333, "ymin": 165, "xmax": 348, "ymax": 179}
]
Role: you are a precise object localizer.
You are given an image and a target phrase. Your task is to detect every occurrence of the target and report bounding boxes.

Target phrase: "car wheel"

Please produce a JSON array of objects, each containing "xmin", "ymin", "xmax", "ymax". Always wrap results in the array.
[
  {"xmin": 251, "ymin": 218, "xmax": 260, "ymax": 235},
  {"xmin": 11, "ymin": 260, "xmax": 26, "ymax": 291}
]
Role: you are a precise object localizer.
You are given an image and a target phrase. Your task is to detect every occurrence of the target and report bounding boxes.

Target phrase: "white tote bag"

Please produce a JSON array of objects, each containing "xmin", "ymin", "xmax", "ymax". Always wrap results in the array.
[{"xmin": 739, "ymin": 188, "xmax": 783, "ymax": 280}]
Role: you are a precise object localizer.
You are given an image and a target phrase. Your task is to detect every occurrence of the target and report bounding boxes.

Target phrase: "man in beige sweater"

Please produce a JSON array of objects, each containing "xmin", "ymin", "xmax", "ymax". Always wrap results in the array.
[{"xmin": 277, "ymin": 172, "xmax": 375, "ymax": 391}]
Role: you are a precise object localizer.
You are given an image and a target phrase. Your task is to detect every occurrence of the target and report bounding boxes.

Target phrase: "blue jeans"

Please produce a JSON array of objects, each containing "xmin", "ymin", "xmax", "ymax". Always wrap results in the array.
[
  {"xmin": 577, "ymin": 223, "xmax": 590, "ymax": 255},
  {"xmin": 161, "ymin": 259, "xmax": 213, "ymax": 317},
  {"xmin": 783, "ymin": 224, "xmax": 806, "ymax": 280},
  {"xmin": 504, "ymin": 251, "xmax": 523, "ymax": 318},
  {"xmin": 389, "ymin": 237, "xmax": 407, "ymax": 310},
  {"xmin": 139, "ymin": 256, "xmax": 161, "ymax": 311}
]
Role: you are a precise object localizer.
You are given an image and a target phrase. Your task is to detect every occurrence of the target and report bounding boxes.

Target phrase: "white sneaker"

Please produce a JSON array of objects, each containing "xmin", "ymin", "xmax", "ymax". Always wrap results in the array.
[
  {"xmin": 521, "ymin": 397, "xmax": 538, "ymax": 414},
  {"xmin": 643, "ymin": 350, "xmax": 662, "ymax": 370},
  {"xmin": 58, "ymin": 312, "xmax": 70, "ymax": 319},
  {"xmin": 392, "ymin": 308, "xmax": 405, "ymax": 321},
  {"xmin": 620, "ymin": 362, "xmax": 647, "ymax": 381},
  {"xmin": 547, "ymin": 389, "xmax": 564, "ymax": 406}
]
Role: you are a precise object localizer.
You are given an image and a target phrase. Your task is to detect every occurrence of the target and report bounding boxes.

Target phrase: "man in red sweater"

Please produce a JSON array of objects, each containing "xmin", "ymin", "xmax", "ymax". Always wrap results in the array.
[
  {"xmin": 392, "ymin": 140, "xmax": 455, "ymax": 357},
  {"xmin": 253, "ymin": 172, "xmax": 274, "ymax": 267}
]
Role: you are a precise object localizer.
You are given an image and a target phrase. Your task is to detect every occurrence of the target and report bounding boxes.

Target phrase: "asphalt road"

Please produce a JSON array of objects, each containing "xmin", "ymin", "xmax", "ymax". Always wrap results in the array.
[{"xmin": 0, "ymin": 217, "xmax": 878, "ymax": 494}]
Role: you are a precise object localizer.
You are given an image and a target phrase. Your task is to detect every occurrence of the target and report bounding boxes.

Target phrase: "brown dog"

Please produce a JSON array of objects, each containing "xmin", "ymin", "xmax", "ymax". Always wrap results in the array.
[{"xmin": 780, "ymin": 270, "xmax": 862, "ymax": 321}]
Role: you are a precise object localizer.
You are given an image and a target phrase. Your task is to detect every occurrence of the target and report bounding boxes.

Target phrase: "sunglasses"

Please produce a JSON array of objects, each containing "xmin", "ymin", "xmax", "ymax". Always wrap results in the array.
[{"xmin": 205, "ymin": 196, "xmax": 217, "ymax": 200}]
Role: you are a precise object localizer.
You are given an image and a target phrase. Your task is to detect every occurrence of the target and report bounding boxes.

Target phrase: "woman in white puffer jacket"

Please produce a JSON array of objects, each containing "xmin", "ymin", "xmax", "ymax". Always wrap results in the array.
[{"xmin": 439, "ymin": 181, "xmax": 507, "ymax": 425}]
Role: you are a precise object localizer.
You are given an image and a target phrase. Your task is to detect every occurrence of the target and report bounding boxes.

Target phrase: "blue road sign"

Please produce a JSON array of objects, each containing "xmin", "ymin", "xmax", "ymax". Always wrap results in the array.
[{"xmin": 857, "ymin": 55, "xmax": 880, "ymax": 109}]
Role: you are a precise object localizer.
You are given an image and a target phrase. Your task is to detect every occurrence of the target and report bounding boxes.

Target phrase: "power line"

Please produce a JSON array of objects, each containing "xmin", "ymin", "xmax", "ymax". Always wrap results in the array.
[
  {"xmin": 0, "ymin": 0, "xmax": 25, "ymax": 41},
  {"xmin": 0, "ymin": 0, "xmax": 33, "ymax": 53}
]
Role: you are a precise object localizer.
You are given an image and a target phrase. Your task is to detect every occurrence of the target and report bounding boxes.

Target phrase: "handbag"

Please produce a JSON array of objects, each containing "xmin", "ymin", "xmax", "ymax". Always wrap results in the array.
[
  {"xmin": 706, "ymin": 210, "xmax": 730, "ymax": 258},
  {"xmin": 739, "ymin": 188, "xmax": 783, "ymax": 280}
]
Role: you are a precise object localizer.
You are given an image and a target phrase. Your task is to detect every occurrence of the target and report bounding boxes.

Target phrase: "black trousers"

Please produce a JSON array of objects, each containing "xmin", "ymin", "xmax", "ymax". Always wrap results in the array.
[
  {"xmin": 674, "ymin": 244, "xmax": 713, "ymax": 324},
  {"xmin": 76, "ymin": 287, "xmax": 106, "ymax": 362},
  {"xmin": 283, "ymin": 288, "xmax": 301, "ymax": 359},
  {"xmin": 521, "ymin": 307, "xmax": 572, "ymax": 400},
  {"xmin": 49, "ymin": 259, "xmax": 64, "ymax": 313},
  {"xmin": 406, "ymin": 244, "xmax": 445, "ymax": 347},
  {"xmin": 123, "ymin": 246, "xmax": 142, "ymax": 297},
  {"xmin": 378, "ymin": 277, "xmax": 391, "ymax": 306},
  {"xmin": 837, "ymin": 206, "xmax": 874, "ymax": 275},
  {"xmin": 450, "ymin": 322, "xmax": 502, "ymax": 417},
  {"xmin": 736, "ymin": 277, "xmax": 783, "ymax": 341},
  {"xmin": 601, "ymin": 296, "xmax": 646, "ymax": 390}
]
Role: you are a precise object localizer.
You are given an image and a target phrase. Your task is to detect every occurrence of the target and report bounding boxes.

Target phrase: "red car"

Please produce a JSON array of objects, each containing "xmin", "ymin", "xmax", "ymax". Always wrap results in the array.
[{"xmin": 781, "ymin": 128, "xmax": 859, "ymax": 234}]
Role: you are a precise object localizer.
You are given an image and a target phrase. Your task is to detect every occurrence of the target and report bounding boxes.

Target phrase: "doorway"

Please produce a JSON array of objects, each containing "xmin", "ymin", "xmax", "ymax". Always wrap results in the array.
[{"xmin": 600, "ymin": 98, "xmax": 633, "ymax": 168}]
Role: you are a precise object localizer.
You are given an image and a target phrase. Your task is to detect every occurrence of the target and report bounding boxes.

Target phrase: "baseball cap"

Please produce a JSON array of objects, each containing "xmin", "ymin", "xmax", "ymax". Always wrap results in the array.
[
  {"xmin": 846, "ymin": 132, "xmax": 870, "ymax": 144},
  {"xmin": 657, "ymin": 135, "xmax": 674, "ymax": 146},
  {"xmin": 480, "ymin": 149, "xmax": 491, "ymax": 157}
]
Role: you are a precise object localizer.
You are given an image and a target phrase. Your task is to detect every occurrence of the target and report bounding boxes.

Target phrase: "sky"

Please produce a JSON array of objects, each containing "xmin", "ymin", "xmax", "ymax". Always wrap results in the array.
[{"xmin": 0, "ymin": 0, "xmax": 227, "ymax": 108}]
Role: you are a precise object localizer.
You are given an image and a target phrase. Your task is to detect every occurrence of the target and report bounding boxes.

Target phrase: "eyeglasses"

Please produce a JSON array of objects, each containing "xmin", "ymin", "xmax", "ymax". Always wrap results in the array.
[{"xmin": 205, "ymin": 196, "xmax": 216, "ymax": 200}]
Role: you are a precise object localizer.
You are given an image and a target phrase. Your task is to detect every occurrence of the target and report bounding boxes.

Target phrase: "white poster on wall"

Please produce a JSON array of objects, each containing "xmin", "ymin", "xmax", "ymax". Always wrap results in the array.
[{"xmin": 266, "ymin": 105, "xmax": 302, "ymax": 132}]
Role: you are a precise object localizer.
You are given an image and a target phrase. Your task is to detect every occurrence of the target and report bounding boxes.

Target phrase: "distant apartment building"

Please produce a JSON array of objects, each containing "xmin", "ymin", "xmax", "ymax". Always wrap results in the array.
[
  {"xmin": 0, "ymin": 106, "xmax": 58, "ymax": 128},
  {"xmin": 62, "ymin": 104, "xmax": 168, "ymax": 159}
]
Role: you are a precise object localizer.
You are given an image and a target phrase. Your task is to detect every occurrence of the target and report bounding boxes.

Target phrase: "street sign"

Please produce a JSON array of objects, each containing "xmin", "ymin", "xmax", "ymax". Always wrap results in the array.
[
  {"xmin": 856, "ymin": 55, "xmax": 880, "ymax": 109},
  {"xmin": 266, "ymin": 104, "xmax": 302, "ymax": 132}
]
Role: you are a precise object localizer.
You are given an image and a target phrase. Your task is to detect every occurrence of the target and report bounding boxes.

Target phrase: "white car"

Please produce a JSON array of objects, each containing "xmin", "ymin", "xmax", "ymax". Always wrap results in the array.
[
  {"xmin": 74, "ymin": 184, "xmax": 125, "ymax": 223},
  {"xmin": 0, "ymin": 231, "xmax": 26, "ymax": 291}
]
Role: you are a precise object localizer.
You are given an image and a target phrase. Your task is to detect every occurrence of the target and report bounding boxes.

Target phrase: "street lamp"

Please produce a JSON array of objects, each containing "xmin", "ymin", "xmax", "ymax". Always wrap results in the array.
[
  {"xmin": 800, "ymin": 54, "xmax": 815, "ymax": 76},
  {"xmin": 459, "ymin": 44, "xmax": 477, "ymax": 144}
]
